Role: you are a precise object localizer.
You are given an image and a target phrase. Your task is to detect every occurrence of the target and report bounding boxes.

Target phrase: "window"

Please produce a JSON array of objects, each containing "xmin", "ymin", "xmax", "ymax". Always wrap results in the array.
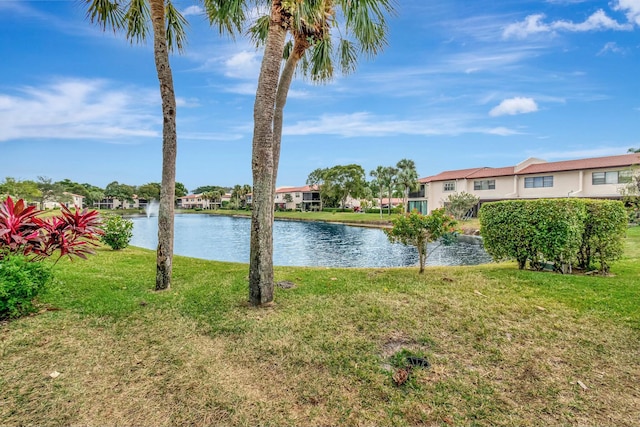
[
  {"xmin": 592, "ymin": 171, "xmax": 632, "ymax": 185},
  {"xmin": 443, "ymin": 181, "xmax": 456, "ymax": 192},
  {"xmin": 474, "ymin": 179, "xmax": 495, "ymax": 190},
  {"xmin": 524, "ymin": 176, "xmax": 553, "ymax": 188}
]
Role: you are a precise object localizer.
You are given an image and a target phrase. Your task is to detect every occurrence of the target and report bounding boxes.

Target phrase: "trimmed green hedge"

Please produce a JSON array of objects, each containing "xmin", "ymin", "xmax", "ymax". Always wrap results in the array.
[
  {"xmin": 0, "ymin": 255, "xmax": 52, "ymax": 319},
  {"xmin": 480, "ymin": 199, "xmax": 626, "ymax": 273}
]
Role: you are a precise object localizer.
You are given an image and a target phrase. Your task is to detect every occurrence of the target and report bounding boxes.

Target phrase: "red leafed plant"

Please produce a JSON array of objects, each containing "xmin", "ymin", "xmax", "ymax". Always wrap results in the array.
[{"xmin": 0, "ymin": 196, "xmax": 103, "ymax": 263}]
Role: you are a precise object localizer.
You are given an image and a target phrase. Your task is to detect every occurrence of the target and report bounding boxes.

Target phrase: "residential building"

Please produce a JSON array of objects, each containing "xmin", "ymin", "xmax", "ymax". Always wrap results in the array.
[
  {"xmin": 274, "ymin": 185, "xmax": 322, "ymax": 211},
  {"xmin": 177, "ymin": 194, "xmax": 211, "ymax": 209},
  {"xmin": 408, "ymin": 153, "xmax": 640, "ymax": 215},
  {"xmin": 42, "ymin": 193, "xmax": 85, "ymax": 210}
]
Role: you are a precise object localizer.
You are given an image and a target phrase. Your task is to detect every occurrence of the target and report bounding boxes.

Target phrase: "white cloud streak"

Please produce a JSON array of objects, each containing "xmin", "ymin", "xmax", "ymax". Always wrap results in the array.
[
  {"xmin": 489, "ymin": 97, "xmax": 539, "ymax": 116},
  {"xmin": 283, "ymin": 112, "xmax": 521, "ymax": 138},
  {"xmin": 181, "ymin": 5, "xmax": 204, "ymax": 17},
  {"xmin": 0, "ymin": 79, "xmax": 160, "ymax": 142},
  {"xmin": 503, "ymin": 10, "xmax": 632, "ymax": 39}
]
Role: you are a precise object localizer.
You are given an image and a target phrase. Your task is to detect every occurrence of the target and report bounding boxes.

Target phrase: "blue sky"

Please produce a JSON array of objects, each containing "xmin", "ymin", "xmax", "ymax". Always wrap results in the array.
[{"xmin": 1, "ymin": 0, "xmax": 639, "ymax": 193}]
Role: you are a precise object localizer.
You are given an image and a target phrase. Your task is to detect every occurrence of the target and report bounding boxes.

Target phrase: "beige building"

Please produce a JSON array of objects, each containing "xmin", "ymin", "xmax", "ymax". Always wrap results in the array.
[
  {"xmin": 42, "ymin": 193, "xmax": 85, "ymax": 210},
  {"xmin": 274, "ymin": 186, "xmax": 321, "ymax": 211},
  {"xmin": 408, "ymin": 153, "xmax": 640, "ymax": 215}
]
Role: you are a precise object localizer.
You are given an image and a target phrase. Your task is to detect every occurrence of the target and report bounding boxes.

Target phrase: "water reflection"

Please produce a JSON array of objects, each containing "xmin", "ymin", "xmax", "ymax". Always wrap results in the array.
[{"xmin": 130, "ymin": 215, "xmax": 492, "ymax": 268}]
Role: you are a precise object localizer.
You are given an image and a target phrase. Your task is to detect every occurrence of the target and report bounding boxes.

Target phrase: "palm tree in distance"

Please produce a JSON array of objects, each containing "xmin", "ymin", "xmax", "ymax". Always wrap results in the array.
[
  {"xmin": 85, "ymin": 0, "xmax": 187, "ymax": 291},
  {"xmin": 206, "ymin": 0, "xmax": 396, "ymax": 306},
  {"xmin": 396, "ymin": 159, "xmax": 419, "ymax": 214}
]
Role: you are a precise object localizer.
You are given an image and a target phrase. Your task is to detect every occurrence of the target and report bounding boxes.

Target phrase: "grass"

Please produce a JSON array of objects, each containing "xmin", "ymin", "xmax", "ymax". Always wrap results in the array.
[{"xmin": 1, "ymin": 229, "xmax": 639, "ymax": 426}]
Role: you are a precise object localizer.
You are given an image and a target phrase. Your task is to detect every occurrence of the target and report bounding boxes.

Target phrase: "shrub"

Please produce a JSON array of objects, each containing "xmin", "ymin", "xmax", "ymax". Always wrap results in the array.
[
  {"xmin": 0, "ymin": 255, "xmax": 52, "ymax": 319},
  {"xmin": 578, "ymin": 200, "xmax": 627, "ymax": 273},
  {"xmin": 480, "ymin": 198, "xmax": 626, "ymax": 273},
  {"xmin": 100, "ymin": 215, "xmax": 134, "ymax": 250},
  {"xmin": 385, "ymin": 209, "xmax": 457, "ymax": 274}
]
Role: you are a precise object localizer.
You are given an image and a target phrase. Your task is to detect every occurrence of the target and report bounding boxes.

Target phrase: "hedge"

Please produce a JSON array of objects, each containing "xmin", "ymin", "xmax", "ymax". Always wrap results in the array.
[{"xmin": 479, "ymin": 198, "xmax": 626, "ymax": 273}]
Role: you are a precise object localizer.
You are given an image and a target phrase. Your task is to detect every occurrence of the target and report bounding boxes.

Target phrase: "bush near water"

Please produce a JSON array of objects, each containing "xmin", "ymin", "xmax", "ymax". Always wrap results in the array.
[{"xmin": 480, "ymin": 198, "xmax": 627, "ymax": 273}]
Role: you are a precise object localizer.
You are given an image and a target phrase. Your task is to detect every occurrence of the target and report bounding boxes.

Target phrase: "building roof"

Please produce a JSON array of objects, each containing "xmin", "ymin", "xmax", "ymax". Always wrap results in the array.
[
  {"xmin": 275, "ymin": 185, "xmax": 319, "ymax": 194},
  {"xmin": 421, "ymin": 153, "xmax": 640, "ymax": 182}
]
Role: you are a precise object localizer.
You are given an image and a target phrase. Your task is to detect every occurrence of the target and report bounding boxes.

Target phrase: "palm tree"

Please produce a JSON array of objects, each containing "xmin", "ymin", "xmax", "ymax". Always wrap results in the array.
[
  {"xmin": 383, "ymin": 166, "xmax": 398, "ymax": 216},
  {"xmin": 85, "ymin": 0, "xmax": 186, "ymax": 291},
  {"xmin": 396, "ymin": 159, "xmax": 419, "ymax": 214},
  {"xmin": 207, "ymin": 0, "xmax": 395, "ymax": 306},
  {"xmin": 370, "ymin": 166, "xmax": 387, "ymax": 219}
]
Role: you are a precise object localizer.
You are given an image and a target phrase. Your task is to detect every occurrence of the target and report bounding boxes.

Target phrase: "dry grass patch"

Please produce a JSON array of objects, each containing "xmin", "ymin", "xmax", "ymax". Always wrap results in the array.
[{"xmin": 2, "ymin": 232, "xmax": 640, "ymax": 426}]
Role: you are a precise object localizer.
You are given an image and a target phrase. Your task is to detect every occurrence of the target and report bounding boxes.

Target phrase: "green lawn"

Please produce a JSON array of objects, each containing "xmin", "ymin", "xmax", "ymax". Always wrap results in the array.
[{"xmin": 1, "ymin": 228, "xmax": 638, "ymax": 426}]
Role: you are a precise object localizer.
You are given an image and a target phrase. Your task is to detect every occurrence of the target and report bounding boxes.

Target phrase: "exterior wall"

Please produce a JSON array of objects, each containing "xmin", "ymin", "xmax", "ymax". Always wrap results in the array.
[
  {"xmin": 423, "ymin": 168, "xmax": 630, "ymax": 213},
  {"xmin": 582, "ymin": 167, "xmax": 631, "ymax": 197}
]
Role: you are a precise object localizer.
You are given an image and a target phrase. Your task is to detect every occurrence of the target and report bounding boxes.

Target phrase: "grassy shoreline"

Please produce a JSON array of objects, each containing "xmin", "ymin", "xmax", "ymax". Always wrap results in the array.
[{"xmin": 1, "ymin": 228, "xmax": 638, "ymax": 425}]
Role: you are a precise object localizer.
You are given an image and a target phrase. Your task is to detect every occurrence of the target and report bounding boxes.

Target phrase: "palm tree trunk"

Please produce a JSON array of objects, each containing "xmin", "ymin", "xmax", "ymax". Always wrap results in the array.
[
  {"xmin": 150, "ymin": 0, "xmax": 177, "ymax": 291},
  {"xmin": 272, "ymin": 34, "xmax": 308, "ymax": 190},
  {"xmin": 379, "ymin": 189, "xmax": 383, "ymax": 218},
  {"xmin": 249, "ymin": 0, "xmax": 287, "ymax": 306}
]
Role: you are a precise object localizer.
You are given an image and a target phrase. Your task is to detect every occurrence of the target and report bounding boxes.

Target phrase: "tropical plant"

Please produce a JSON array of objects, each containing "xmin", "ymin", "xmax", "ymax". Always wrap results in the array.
[
  {"xmin": 0, "ymin": 197, "xmax": 103, "ymax": 263},
  {"xmin": 396, "ymin": 159, "xmax": 418, "ymax": 214},
  {"xmin": 85, "ymin": 0, "xmax": 187, "ymax": 291},
  {"xmin": 206, "ymin": 0, "xmax": 395, "ymax": 305},
  {"xmin": 100, "ymin": 215, "xmax": 134, "ymax": 250},
  {"xmin": 385, "ymin": 209, "xmax": 457, "ymax": 274}
]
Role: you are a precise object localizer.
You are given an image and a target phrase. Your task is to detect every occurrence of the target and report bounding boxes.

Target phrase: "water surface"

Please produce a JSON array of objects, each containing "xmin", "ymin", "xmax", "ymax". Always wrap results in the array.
[{"xmin": 130, "ymin": 214, "xmax": 492, "ymax": 268}]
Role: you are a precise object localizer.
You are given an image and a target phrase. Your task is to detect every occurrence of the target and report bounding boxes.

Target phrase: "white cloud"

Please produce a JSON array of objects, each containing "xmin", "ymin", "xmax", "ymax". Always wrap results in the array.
[
  {"xmin": 0, "ymin": 79, "xmax": 159, "ymax": 142},
  {"xmin": 503, "ymin": 10, "xmax": 631, "ymax": 39},
  {"xmin": 598, "ymin": 41, "xmax": 625, "ymax": 55},
  {"xmin": 182, "ymin": 5, "xmax": 204, "ymax": 17},
  {"xmin": 503, "ymin": 14, "xmax": 551, "ymax": 39},
  {"xmin": 537, "ymin": 146, "xmax": 635, "ymax": 159},
  {"xmin": 283, "ymin": 112, "xmax": 520, "ymax": 137},
  {"xmin": 613, "ymin": 0, "xmax": 640, "ymax": 25},
  {"xmin": 552, "ymin": 9, "xmax": 630, "ymax": 31},
  {"xmin": 224, "ymin": 51, "xmax": 261, "ymax": 80},
  {"xmin": 489, "ymin": 97, "xmax": 539, "ymax": 116}
]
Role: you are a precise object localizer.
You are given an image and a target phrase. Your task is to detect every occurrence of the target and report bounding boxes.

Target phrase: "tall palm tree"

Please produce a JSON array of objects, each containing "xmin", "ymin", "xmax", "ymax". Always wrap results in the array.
[
  {"xmin": 207, "ymin": 0, "xmax": 395, "ymax": 306},
  {"xmin": 383, "ymin": 166, "xmax": 398, "ymax": 216},
  {"xmin": 396, "ymin": 159, "xmax": 419, "ymax": 214},
  {"xmin": 370, "ymin": 166, "xmax": 387, "ymax": 219},
  {"xmin": 85, "ymin": 0, "xmax": 186, "ymax": 291}
]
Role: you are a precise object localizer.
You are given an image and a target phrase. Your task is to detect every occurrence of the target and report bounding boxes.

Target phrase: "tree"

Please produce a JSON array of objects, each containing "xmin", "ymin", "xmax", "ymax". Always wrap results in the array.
[
  {"xmin": 0, "ymin": 178, "xmax": 41, "ymax": 203},
  {"xmin": 207, "ymin": 0, "xmax": 394, "ymax": 305},
  {"xmin": 326, "ymin": 164, "xmax": 368, "ymax": 209},
  {"xmin": 104, "ymin": 181, "xmax": 135, "ymax": 204},
  {"xmin": 382, "ymin": 166, "xmax": 398, "ymax": 215},
  {"xmin": 628, "ymin": 148, "xmax": 640, "ymax": 153},
  {"xmin": 174, "ymin": 182, "xmax": 188, "ymax": 198},
  {"xmin": 370, "ymin": 165, "xmax": 396, "ymax": 218},
  {"xmin": 444, "ymin": 191, "xmax": 480, "ymax": 220},
  {"xmin": 36, "ymin": 176, "xmax": 71, "ymax": 207},
  {"xmin": 137, "ymin": 182, "xmax": 162, "ymax": 201},
  {"xmin": 86, "ymin": 0, "xmax": 187, "ymax": 291},
  {"xmin": 385, "ymin": 209, "xmax": 457, "ymax": 274},
  {"xmin": 396, "ymin": 159, "xmax": 418, "ymax": 214}
]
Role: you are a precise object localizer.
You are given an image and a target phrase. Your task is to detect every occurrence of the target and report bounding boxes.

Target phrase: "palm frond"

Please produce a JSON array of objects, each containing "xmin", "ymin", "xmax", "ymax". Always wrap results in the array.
[
  {"xmin": 338, "ymin": 38, "xmax": 357, "ymax": 75},
  {"xmin": 124, "ymin": 0, "xmax": 150, "ymax": 44},
  {"xmin": 203, "ymin": 0, "xmax": 245, "ymax": 36},
  {"xmin": 85, "ymin": 0, "xmax": 126, "ymax": 32},
  {"xmin": 309, "ymin": 36, "xmax": 333, "ymax": 83},
  {"xmin": 165, "ymin": 1, "xmax": 189, "ymax": 53},
  {"xmin": 248, "ymin": 14, "xmax": 270, "ymax": 47}
]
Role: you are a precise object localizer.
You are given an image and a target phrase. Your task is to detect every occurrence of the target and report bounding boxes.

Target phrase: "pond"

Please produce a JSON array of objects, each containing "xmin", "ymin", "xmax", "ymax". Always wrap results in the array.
[{"xmin": 130, "ymin": 214, "xmax": 493, "ymax": 268}]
